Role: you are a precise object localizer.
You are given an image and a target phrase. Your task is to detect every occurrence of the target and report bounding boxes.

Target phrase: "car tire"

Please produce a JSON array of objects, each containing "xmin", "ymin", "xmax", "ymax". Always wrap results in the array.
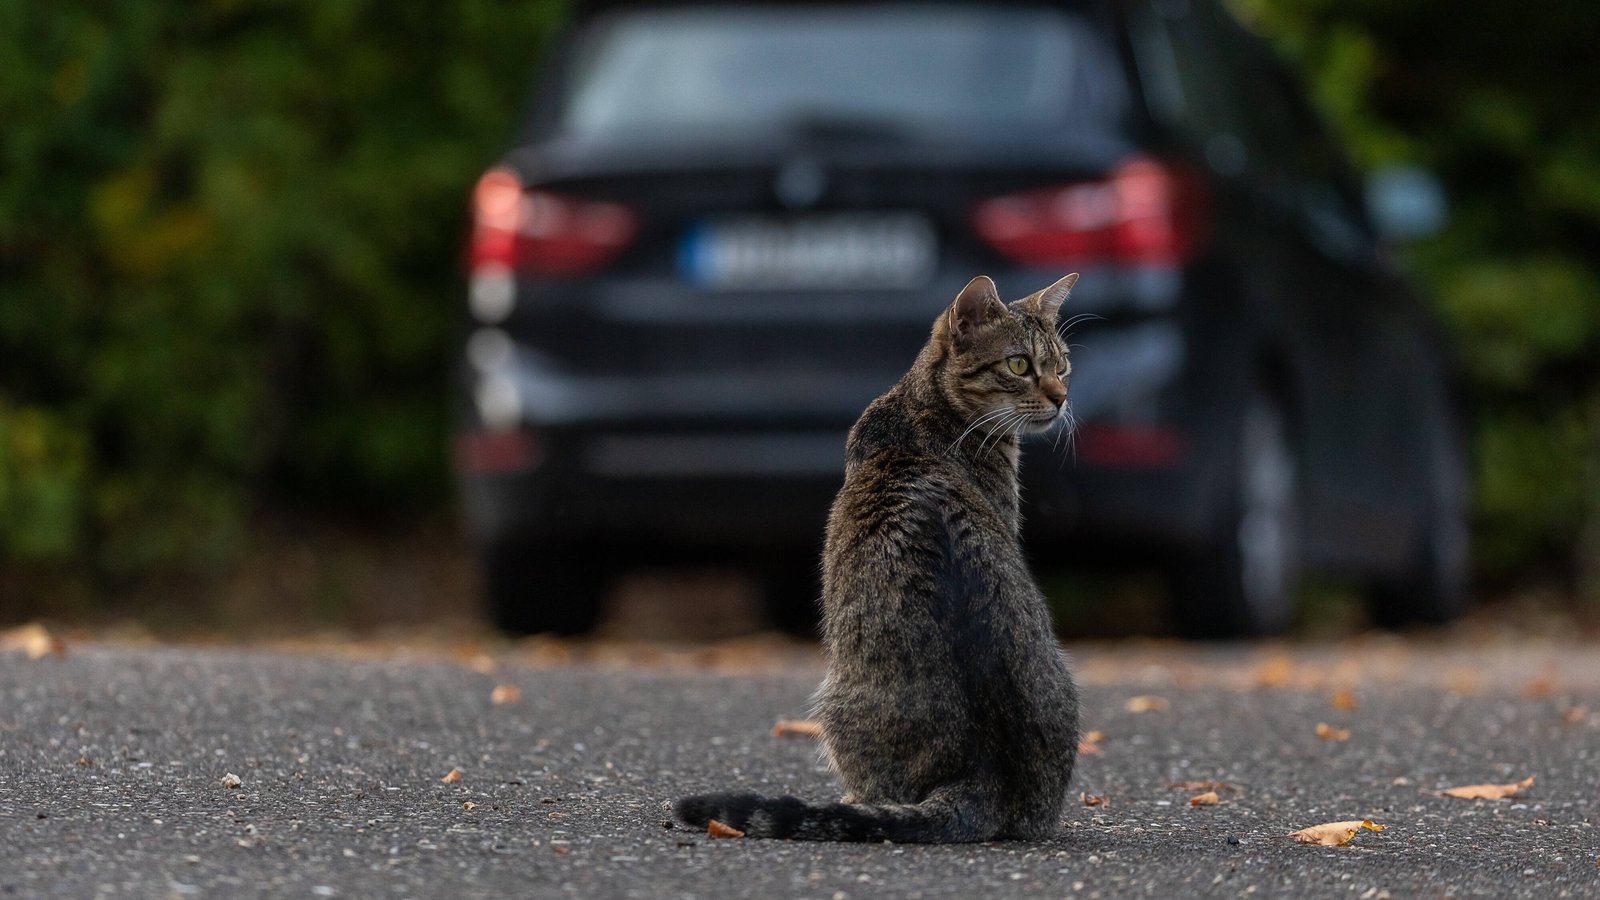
[
  {"xmin": 1368, "ymin": 408, "xmax": 1469, "ymax": 628},
  {"xmin": 1169, "ymin": 386, "xmax": 1302, "ymax": 639},
  {"xmin": 482, "ymin": 540, "xmax": 607, "ymax": 636}
]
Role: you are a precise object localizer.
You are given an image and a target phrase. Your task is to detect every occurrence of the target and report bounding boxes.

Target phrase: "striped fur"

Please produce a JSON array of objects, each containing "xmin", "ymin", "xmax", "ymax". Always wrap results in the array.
[{"xmin": 676, "ymin": 275, "xmax": 1082, "ymax": 843}]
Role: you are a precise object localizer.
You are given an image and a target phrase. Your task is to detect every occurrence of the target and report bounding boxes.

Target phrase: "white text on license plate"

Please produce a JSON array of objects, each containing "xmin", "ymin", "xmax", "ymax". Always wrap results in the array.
[{"xmin": 681, "ymin": 213, "xmax": 936, "ymax": 289}]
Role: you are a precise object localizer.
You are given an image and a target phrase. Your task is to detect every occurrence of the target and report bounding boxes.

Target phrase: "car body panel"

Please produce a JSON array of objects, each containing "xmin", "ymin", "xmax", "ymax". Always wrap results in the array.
[{"xmin": 455, "ymin": 0, "xmax": 1462, "ymax": 633}]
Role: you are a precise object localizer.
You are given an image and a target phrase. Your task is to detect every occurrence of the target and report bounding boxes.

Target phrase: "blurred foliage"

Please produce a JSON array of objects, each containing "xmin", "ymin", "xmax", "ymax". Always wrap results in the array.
[
  {"xmin": 0, "ymin": 0, "xmax": 567, "ymax": 592},
  {"xmin": 2, "ymin": 0, "xmax": 1597, "ymax": 608},
  {"xmin": 1232, "ymin": 0, "xmax": 1600, "ymax": 599}
]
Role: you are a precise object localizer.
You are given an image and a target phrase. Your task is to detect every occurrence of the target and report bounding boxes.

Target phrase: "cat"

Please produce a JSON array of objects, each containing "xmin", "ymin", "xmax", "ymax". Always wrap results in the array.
[{"xmin": 675, "ymin": 273, "xmax": 1081, "ymax": 842}]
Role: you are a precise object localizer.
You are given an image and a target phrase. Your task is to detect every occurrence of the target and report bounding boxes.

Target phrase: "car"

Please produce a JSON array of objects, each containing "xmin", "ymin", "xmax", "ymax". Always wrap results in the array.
[{"xmin": 452, "ymin": 0, "xmax": 1467, "ymax": 639}]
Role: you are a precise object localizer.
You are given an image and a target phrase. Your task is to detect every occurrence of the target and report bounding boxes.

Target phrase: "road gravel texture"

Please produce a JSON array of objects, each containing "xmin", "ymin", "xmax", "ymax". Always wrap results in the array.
[{"xmin": 2, "ymin": 638, "xmax": 1598, "ymax": 898}]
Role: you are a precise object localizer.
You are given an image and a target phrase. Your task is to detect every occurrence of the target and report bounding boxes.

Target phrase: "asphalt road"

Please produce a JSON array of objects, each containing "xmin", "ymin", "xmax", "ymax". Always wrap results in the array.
[{"xmin": 3, "ymin": 639, "xmax": 1598, "ymax": 898}]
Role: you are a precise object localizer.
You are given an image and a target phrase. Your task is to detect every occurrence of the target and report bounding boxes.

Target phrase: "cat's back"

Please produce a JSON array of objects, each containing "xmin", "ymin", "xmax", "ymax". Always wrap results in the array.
[
  {"xmin": 825, "ymin": 390, "xmax": 1005, "ymax": 604},
  {"xmin": 832, "ymin": 391, "xmax": 969, "ymax": 527}
]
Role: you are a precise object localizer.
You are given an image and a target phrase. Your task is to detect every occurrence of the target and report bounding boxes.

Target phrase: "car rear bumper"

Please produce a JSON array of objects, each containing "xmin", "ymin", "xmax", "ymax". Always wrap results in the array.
[
  {"xmin": 456, "ymin": 267, "xmax": 1216, "ymax": 555},
  {"xmin": 457, "ymin": 421, "xmax": 1215, "ymax": 556}
]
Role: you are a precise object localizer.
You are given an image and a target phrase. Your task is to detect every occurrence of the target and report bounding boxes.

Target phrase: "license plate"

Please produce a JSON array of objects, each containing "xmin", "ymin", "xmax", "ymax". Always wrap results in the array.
[{"xmin": 680, "ymin": 213, "xmax": 937, "ymax": 289}]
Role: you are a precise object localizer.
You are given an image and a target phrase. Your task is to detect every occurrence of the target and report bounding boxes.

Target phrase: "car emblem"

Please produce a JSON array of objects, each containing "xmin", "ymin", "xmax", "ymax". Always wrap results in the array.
[{"xmin": 775, "ymin": 158, "xmax": 827, "ymax": 209}]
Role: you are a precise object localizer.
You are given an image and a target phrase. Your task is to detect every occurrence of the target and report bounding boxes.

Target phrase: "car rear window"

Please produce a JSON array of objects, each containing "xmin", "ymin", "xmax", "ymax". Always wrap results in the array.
[{"xmin": 559, "ymin": 4, "xmax": 1129, "ymax": 136}]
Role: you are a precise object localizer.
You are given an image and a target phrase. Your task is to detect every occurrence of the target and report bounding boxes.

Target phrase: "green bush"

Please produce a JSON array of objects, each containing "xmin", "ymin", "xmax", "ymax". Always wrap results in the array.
[
  {"xmin": 0, "ymin": 1, "xmax": 568, "ymax": 586},
  {"xmin": 3, "ymin": 0, "xmax": 1597, "ymax": 609}
]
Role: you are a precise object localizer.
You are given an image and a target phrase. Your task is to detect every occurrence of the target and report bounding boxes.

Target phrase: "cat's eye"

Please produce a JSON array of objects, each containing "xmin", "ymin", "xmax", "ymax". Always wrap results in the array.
[{"xmin": 1006, "ymin": 355, "xmax": 1032, "ymax": 376}]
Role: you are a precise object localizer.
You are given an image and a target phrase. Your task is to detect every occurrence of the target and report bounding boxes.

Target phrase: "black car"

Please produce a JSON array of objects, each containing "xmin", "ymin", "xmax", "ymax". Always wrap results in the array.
[{"xmin": 453, "ymin": 0, "xmax": 1467, "ymax": 638}]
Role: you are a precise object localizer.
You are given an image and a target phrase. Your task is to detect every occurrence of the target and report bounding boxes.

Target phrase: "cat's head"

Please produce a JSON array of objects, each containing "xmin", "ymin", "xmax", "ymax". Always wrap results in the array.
[{"xmin": 932, "ymin": 273, "xmax": 1077, "ymax": 435}]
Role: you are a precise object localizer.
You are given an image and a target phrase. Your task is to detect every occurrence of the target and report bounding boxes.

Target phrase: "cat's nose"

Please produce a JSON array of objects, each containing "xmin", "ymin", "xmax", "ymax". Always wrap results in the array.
[{"xmin": 1042, "ymin": 377, "xmax": 1067, "ymax": 408}]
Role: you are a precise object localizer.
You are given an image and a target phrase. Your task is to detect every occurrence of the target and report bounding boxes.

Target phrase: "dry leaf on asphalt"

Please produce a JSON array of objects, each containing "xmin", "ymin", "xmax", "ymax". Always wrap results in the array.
[
  {"xmin": 1439, "ymin": 776, "xmax": 1534, "ymax": 800},
  {"xmin": 1522, "ymin": 675, "xmax": 1555, "ymax": 698},
  {"xmin": 1315, "ymin": 722, "xmax": 1351, "ymax": 741},
  {"xmin": 0, "ymin": 623, "xmax": 65, "ymax": 659},
  {"xmin": 219, "ymin": 773, "xmax": 242, "ymax": 789},
  {"xmin": 441, "ymin": 767, "xmax": 463, "ymax": 783},
  {"xmin": 1330, "ymin": 690, "xmax": 1358, "ymax": 711},
  {"xmin": 490, "ymin": 684, "xmax": 522, "ymax": 704},
  {"xmin": 1077, "ymin": 729, "xmax": 1108, "ymax": 755},
  {"xmin": 1125, "ymin": 695, "xmax": 1169, "ymax": 713},
  {"xmin": 463, "ymin": 801, "xmax": 477, "ymax": 810},
  {"xmin": 1189, "ymin": 791, "xmax": 1220, "ymax": 806},
  {"xmin": 771, "ymin": 719, "xmax": 823, "ymax": 738},
  {"xmin": 707, "ymin": 819, "xmax": 746, "ymax": 838},
  {"xmin": 1254, "ymin": 655, "xmax": 1294, "ymax": 688},
  {"xmin": 1285, "ymin": 819, "xmax": 1384, "ymax": 846},
  {"xmin": 1561, "ymin": 706, "xmax": 1588, "ymax": 724},
  {"xmin": 1080, "ymin": 792, "xmax": 1110, "ymax": 807}
]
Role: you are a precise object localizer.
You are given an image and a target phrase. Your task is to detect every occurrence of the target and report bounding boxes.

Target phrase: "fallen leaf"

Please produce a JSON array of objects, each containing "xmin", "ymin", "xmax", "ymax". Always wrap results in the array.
[
  {"xmin": 1080, "ymin": 792, "xmax": 1110, "ymax": 807},
  {"xmin": 707, "ymin": 819, "xmax": 746, "ymax": 838},
  {"xmin": 771, "ymin": 719, "xmax": 823, "ymax": 739},
  {"xmin": 1189, "ymin": 791, "xmax": 1220, "ymax": 806},
  {"xmin": 1125, "ymin": 695, "xmax": 1169, "ymax": 714},
  {"xmin": 75, "ymin": 754, "xmax": 93, "ymax": 767},
  {"xmin": 1315, "ymin": 723, "xmax": 1351, "ymax": 741},
  {"xmin": 463, "ymin": 801, "xmax": 477, "ymax": 810},
  {"xmin": 1522, "ymin": 675, "xmax": 1555, "ymax": 698},
  {"xmin": 441, "ymin": 768, "xmax": 463, "ymax": 783},
  {"xmin": 1439, "ymin": 776, "xmax": 1534, "ymax": 800},
  {"xmin": 552, "ymin": 846, "xmax": 569, "ymax": 855},
  {"xmin": 490, "ymin": 684, "xmax": 522, "ymax": 705},
  {"xmin": 220, "ymin": 773, "xmax": 242, "ymax": 789},
  {"xmin": 1084, "ymin": 730, "xmax": 1108, "ymax": 744},
  {"xmin": 1561, "ymin": 706, "xmax": 1588, "ymax": 725},
  {"xmin": 1286, "ymin": 819, "xmax": 1384, "ymax": 846},
  {"xmin": 0, "ymin": 623, "xmax": 65, "ymax": 659},
  {"xmin": 1254, "ymin": 655, "xmax": 1294, "ymax": 688},
  {"xmin": 1330, "ymin": 690, "xmax": 1358, "ymax": 711}
]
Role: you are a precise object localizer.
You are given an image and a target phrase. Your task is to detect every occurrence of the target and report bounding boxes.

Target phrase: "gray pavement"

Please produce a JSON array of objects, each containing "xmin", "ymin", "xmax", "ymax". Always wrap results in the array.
[{"xmin": 2, "ymin": 641, "xmax": 1598, "ymax": 898}]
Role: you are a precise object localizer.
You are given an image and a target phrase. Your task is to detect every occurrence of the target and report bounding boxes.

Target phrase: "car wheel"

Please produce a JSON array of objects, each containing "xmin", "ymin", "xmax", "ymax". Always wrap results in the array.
[
  {"xmin": 482, "ymin": 540, "xmax": 607, "ymax": 636},
  {"xmin": 1170, "ymin": 387, "xmax": 1302, "ymax": 639},
  {"xmin": 1369, "ymin": 411, "xmax": 1469, "ymax": 628}
]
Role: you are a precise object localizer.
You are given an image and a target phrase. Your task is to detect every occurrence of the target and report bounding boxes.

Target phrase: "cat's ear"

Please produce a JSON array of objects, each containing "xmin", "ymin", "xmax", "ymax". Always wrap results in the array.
[
  {"xmin": 1027, "ymin": 272, "xmax": 1078, "ymax": 322},
  {"xmin": 948, "ymin": 275, "xmax": 1006, "ymax": 342}
]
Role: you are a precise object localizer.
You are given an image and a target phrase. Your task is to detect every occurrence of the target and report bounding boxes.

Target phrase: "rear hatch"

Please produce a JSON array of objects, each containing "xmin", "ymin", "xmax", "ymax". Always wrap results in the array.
[{"xmin": 470, "ymin": 2, "xmax": 1164, "ymax": 435}]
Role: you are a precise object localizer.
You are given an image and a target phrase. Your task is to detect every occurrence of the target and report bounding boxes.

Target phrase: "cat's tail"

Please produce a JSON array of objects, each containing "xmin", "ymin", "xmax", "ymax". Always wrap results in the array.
[{"xmin": 673, "ymin": 787, "xmax": 993, "ymax": 843}]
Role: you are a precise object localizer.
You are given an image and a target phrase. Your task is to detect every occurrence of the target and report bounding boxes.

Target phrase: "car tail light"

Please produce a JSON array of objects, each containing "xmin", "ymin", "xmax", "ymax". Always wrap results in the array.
[
  {"xmin": 1077, "ymin": 423, "xmax": 1189, "ymax": 468},
  {"xmin": 469, "ymin": 167, "xmax": 637, "ymax": 277},
  {"xmin": 972, "ymin": 157, "xmax": 1207, "ymax": 267}
]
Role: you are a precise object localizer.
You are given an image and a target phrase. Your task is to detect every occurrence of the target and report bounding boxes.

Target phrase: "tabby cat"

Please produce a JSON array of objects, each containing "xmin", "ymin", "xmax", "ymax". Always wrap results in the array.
[{"xmin": 675, "ymin": 273, "xmax": 1081, "ymax": 842}]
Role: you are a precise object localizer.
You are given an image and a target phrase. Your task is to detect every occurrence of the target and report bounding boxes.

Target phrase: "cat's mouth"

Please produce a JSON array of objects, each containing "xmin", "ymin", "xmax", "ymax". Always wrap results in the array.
[{"xmin": 1020, "ymin": 408, "xmax": 1065, "ymax": 434}]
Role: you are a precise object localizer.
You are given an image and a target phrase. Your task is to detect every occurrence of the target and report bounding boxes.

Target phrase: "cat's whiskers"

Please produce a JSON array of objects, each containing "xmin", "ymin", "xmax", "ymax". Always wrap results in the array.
[
  {"xmin": 947, "ymin": 407, "xmax": 1016, "ymax": 456},
  {"xmin": 1054, "ymin": 401, "xmax": 1080, "ymax": 467},
  {"xmin": 976, "ymin": 410, "xmax": 1027, "ymax": 458},
  {"xmin": 1057, "ymin": 312, "xmax": 1102, "ymax": 342},
  {"xmin": 1010, "ymin": 409, "xmax": 1036, "ymax": 444}
]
